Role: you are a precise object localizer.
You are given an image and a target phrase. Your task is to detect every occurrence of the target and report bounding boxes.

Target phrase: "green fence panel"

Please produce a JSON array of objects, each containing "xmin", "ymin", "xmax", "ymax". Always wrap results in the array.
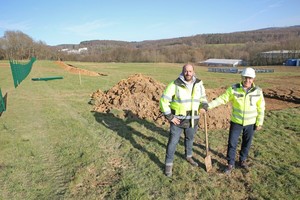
[
  {"xmin": 10, "ymin": 57, "xmax": 36, "ymax": 88},
  {"xmin": 0, "ymin": 88, "xmax": 6, "ymax": 113}
]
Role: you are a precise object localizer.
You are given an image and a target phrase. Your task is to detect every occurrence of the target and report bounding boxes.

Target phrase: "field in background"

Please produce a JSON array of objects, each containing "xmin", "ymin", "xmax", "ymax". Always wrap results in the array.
[{"xmin": 0, "ymin": 60, "xmax": 299, "ymax": 199}]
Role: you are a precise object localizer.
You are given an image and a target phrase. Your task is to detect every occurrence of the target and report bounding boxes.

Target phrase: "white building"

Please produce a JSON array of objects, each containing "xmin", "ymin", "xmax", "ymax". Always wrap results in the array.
[
  {"xmin": 260, "ymin": 50, "xmax": 300, "ymax": 58},
  {"xmin": 59, "ymin": 47, "xmax": 88, "ymax": 54},
  {"xmin": 199, "ymin": 58, "xmax": 244, "ymax": 67}
]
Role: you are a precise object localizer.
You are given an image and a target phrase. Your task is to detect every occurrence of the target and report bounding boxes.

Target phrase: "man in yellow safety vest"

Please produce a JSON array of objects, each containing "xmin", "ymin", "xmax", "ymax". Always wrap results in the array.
[
  {"xmin": 208, "ymin": 67, "xmax": 265, "ymax": 174},
  {"xmin": 160, "ymin": 63, "xmax": 208, "ymax": 177}
]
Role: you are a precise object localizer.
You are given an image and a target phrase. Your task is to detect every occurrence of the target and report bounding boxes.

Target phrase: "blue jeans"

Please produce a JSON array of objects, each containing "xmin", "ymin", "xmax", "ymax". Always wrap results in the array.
[
  {"xmin": 227, "ymin": 121, "xmax": 255, "ymax": 166},
  {"xmin": 165, "ymin": 123, "xmax": 198, "ymax": 165}
]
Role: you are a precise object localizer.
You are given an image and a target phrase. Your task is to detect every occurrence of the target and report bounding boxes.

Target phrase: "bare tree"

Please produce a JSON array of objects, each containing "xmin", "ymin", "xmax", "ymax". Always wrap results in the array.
[{"xmin": 2, "ymin": 31, "xmax": 34, "ymax": 59}]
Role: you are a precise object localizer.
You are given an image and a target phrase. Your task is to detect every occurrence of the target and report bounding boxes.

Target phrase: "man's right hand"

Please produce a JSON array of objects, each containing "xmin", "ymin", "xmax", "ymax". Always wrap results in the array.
[
  {"xmin": 255, "ymin": 126, "xmax": 262, "ymax": 131},
  {"xmin": 199, "ymin": 108, "xmax": 206, "ymax": 114},
  {"xmin": 171, "ymin": 117, "xmax": 181, "ymax": 125}
]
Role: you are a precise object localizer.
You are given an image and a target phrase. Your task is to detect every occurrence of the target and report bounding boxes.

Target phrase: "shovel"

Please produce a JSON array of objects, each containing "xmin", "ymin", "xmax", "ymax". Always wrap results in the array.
[{"xmin": 204, "ymin": 112, "xmax": 212, "ymax": 172}]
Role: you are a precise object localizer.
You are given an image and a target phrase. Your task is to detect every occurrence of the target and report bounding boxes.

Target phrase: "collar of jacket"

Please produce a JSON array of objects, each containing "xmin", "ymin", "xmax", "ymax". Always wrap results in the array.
[
  {"xmin": 174, "ymin": 77, "xmax": 201, "ymax": 87},
  {"xmin": 233, "ymin": 82, "xmax": 258, "ymax": 92}
]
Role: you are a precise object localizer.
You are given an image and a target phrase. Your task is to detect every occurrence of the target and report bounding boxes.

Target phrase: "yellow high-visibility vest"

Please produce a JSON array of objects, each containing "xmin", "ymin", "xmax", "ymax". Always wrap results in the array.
[
  {"xmin": 160, "ymin": 78, "xmax": 208, "ymax": 127},
  {"xmin": 208, "ymin": 82, "xmax": 265, "ymax": 126}
]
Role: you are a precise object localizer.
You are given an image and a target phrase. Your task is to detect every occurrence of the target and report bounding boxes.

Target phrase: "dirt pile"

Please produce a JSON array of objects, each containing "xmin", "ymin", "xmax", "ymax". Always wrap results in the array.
[
  {"xmin": 56, "ymin": 61, "xmax": 107, "ymax": 76},
  {"xmin": 204, "ymin": 88, "xmax": 232, "ymax": 130},
  {"xmin": 90, "ymin": 74, "xmax": 231, "ymax": 130},
  {"xmin": 263, "ymin": 87, "xmax": 300, "ymax": 104},
  {"xmin": 90, "ymin": 74, "xmax": 299, "ymax": 130},
  {"xmin": 91, "ymin": 74, "xmax": 167, "ymax": 125}
]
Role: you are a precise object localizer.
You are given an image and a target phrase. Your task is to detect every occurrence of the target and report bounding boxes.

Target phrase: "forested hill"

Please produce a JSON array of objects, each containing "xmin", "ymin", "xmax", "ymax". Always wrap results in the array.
[
  {"xmin": 1, "ymin": 25, "xmax": 299, "ymax": 65},
  {"xmin": 56, "ymin": 25, "xmax": 300, "ymax": 49},
  {"xmin": 52, "ymin": 25, "xmax": 300, "ymax": 65}
]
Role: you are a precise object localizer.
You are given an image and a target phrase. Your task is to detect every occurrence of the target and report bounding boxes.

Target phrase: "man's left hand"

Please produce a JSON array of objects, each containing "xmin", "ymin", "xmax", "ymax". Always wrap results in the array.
[{"xmin": 256, "ymin": 126, "xmax": 262, "ymax": 131}]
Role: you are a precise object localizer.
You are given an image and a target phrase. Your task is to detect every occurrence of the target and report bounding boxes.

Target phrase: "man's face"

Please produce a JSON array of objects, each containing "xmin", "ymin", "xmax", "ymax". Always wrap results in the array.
[
  {"xmin": 242, "ymin": 76, "xmax": 254, "ymax": 89},
  {"xmin": 183, "ymin": 65, "xmax": 194, "ymax": 82}
]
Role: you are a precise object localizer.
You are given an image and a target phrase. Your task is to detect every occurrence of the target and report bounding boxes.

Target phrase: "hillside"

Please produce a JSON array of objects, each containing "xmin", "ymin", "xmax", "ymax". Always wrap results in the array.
[
  {"xmin": 1, "ymin": 25, "xmax": 300, "ymax": 64},
  {"xmin": 54, "ymin": 25, "xmax": 300, "ymax": 65},
  {"xmin": 56, "ymin": 25, "xmax": 300, "ymax": 49}
]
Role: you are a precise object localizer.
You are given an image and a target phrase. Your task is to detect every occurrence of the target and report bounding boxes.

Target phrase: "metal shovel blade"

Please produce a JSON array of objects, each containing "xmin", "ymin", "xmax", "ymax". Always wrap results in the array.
[{"xmin": 205, "ymin": 154, "xmax": 212, "ymax": 172}]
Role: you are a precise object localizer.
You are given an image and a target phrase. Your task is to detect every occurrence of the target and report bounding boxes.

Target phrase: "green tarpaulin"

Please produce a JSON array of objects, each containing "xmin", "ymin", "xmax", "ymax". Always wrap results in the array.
[
  {"xmin": 10, "ymin": 57, "xmax": 36, "ymax": 88},
  {"xmin": 31, "ymin": 76, "xmax": 63, "ymax": 81},
  {"xmin": 0, "ymin": 88, "xmax": 6, "ymax": 113}
]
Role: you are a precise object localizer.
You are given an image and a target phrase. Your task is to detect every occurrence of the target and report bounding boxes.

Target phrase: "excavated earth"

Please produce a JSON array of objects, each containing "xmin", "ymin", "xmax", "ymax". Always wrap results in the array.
[
  {"xmin": 90, "ymin": 74, "xmax": 300, "ymax": 130},
  {"xmin": 56, "ymin": 61, "xmax": 107, "ymax": 76}
]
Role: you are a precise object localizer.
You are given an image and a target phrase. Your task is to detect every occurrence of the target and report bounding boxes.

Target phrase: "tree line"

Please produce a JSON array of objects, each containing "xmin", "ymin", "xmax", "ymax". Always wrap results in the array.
[{"xmin": 1, "ymin": 26, "xmax": 300, "ymax": 65}]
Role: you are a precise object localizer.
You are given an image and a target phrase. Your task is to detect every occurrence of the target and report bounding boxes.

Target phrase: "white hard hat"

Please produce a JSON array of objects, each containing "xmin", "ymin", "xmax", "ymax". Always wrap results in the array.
[{"xmin": 241, "ymin": 67, "xmax": 256, "ymax": 78}]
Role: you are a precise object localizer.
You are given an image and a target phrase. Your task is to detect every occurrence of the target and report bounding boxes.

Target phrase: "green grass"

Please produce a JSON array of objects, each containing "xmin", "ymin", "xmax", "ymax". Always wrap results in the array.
[{"xmin": 0, "ymin": 60, "xmax": 299, "ymax": 199}]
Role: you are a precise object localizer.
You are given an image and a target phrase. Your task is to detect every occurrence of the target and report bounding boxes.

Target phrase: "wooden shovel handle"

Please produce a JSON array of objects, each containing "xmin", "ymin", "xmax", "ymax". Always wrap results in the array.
[{"xmin": 204, "ymin": 113, "xmax": 209, "ymax": 155}]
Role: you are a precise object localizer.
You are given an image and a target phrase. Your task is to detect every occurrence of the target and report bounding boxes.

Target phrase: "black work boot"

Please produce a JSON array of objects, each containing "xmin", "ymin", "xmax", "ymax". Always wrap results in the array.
[
  {"xmin": 186, "ymin": 157, "xmax": 199, "ymax": 167},
  {"xmin": 224, "ymin": 164, "xmax": 234, "ymax": 174},
  {"xmin": 165, "ymin": 165, "xmax": 173, "ymax": 177},
  {"xmin": 239, "ymin": 160, "xmax": 248, "ymax": 169}
]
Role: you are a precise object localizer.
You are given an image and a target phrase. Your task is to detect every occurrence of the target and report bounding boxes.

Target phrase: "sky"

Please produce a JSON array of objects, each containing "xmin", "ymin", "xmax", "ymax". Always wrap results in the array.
[{"xmin": 0, "ymin": 0, "xmax": 300, "ymax": 46}]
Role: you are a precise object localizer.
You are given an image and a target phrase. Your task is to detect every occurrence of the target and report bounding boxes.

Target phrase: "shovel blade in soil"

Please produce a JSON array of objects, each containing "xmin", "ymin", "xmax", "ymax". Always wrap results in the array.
[{"xmin": 205, "ymin": 155, "xmax": 212, "ymax": 172}]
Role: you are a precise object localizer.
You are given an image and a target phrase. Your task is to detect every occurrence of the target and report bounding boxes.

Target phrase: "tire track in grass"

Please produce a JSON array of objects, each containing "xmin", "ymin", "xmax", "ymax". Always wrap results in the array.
[
  {"xmin": 37, "ymin": 137, "xmax": 70, "ymax": 198},
  {"xmin": 0, "ymin": 104, "xmax": 71, "ymax": 199},
  {"xmin": 10, "ymin": 72, "xmax": 85, "ymax": 198},
  {"xmin": 21, "ymin": 105, "xmax": 72, "ymax": 199},
  {"xmin": 36, "ymin": 101, "xmax": 87, "ymax": 197},
  {"xmin": 31, "ymin": 74, "xmax": 101, "ymax": 198}
]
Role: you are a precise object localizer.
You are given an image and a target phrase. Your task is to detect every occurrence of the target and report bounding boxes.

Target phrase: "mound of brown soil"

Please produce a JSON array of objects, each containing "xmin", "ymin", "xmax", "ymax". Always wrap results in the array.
[
  {"xmin": 91, "ymin": 74, "xmax": 166, "ymax": 125},
  {"xmin": 204, "ymin": 88, "xmax": 231, "ymax": 130},
  {"xmin": 90, "ymin": 74, "xmax": 299, "ymax": 130}
]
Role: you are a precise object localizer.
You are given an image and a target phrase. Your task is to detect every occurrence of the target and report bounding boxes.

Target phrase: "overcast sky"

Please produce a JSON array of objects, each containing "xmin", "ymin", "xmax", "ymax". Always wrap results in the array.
[{"xmin": 0, "ymin": 0, "xmax": 299, "ymax": 45}]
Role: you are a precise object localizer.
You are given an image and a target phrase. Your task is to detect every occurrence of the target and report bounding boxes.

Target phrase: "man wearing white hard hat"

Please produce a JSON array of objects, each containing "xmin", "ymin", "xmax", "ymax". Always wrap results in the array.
[{"xmin": 208, "ymin": 67, "xmax": 265, "ymax": 174}]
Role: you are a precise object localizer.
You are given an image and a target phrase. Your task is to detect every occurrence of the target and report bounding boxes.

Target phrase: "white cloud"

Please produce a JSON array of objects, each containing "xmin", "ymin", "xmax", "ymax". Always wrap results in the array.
[{"xmin": 63, "ymin": 19, "xmax": 116, "ymax": 37}]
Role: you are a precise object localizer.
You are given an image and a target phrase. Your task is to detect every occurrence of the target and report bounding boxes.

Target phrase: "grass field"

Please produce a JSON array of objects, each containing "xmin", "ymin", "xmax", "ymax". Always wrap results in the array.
[{"xmin": 0, "ymin": 60, "xmax": 299, "ymax": 199}]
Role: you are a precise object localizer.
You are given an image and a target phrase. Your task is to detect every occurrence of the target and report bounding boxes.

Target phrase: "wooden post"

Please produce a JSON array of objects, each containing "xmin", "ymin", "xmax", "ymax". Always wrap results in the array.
[{"xmin": 79, "ymin": 71, "xmax": 82, "ymax": 85}]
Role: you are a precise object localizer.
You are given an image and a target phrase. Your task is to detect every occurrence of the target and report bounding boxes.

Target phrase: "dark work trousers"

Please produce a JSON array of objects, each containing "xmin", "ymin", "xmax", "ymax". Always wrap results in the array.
[
  {"xmin": 165, "ymin": 123, "xmax": 198, "ymax": 166},
  {"xmin": 227, "ymin": 121, "xmax": 255, "ymax": 166}
]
